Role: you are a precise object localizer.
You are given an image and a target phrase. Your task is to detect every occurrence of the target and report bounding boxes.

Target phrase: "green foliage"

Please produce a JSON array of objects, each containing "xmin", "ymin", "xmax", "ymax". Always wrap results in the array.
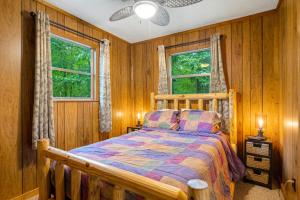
[
  {"xmin": 51, "ymin": 36, "xmax": 92, "ymax": 98},
  {"xmin": 171, "ymin": 49, "xmax": 211, "ymax": 94},
  {"xmin": 172, "ymin": 77, "xmax": 210, "ymax": 94},
  {"xmin": 171, "ymin": 49, "xmax": 211, "ymax": 75},
  {"xmin": 51, "ymin": 37, "xmax": 91, "ymax": 72},
  {"xmin": 52, "ymin": 71, "xmax": 91, "ymax": 98}
]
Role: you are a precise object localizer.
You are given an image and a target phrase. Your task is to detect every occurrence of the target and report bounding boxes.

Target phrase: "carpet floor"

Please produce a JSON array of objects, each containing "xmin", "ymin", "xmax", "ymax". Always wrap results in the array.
[{"xmin": 234, "ymin": 181, "xmax": 284, "ymax": 200}]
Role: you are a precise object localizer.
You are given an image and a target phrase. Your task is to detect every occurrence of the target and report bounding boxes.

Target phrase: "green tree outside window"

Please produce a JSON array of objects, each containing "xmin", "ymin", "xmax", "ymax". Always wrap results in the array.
[
  {"xmin": 51, "ymin": 36, "xmax": 94, "ymax": 99},
  {"xmin": 171, "ymin": 49, "xmax": 211, "ymax": 94}
]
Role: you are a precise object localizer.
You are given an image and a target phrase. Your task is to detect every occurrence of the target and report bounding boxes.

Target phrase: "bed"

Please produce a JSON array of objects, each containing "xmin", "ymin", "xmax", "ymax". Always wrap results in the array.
[{"xmin": 37, "ymin": 89, "xmax": 245, "ymax": 200}]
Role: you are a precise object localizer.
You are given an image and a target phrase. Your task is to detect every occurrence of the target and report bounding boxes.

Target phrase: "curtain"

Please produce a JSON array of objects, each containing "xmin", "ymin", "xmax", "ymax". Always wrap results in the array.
[
  {"xmin": 157, "ymin": 45, "xmax": 168, "ymax": 109},
  {"xmin": 99, "ymin": 39, "xmax": 112, "ymax": 132},
  {"xmin": 210, "ymin": 33, "xmax": 229, "ymax": 133},
  {"xmin": 32, "ymin": 11, "xmax": 55, "ymax": 150}
]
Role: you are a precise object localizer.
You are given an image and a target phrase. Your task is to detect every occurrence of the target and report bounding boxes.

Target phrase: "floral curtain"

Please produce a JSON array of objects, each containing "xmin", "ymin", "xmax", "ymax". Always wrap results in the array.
[
  {"xmin": 157, "ymin": 45, "xmax": 168, "ymax": 109},
  {"xmin": 99, "ymin": 39, "xmax": 112, "ymax": 132},
  {"xmin": 32, "ymin": 11, "xmax": 55, "ymax": 149},
  {"xmin": 210, "ymin": 33, "xmax": 229, "ymax": 133}
]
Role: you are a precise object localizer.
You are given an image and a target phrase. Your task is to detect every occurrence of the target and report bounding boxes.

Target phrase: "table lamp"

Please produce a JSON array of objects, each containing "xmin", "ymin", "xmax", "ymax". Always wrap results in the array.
[
  {"xmin": 137, "ymin": 112, "xmax": 142, "ymax": 127},
  {"xmin": 248, "ymin": 114, "xmax": 267, "ymax": 141}
]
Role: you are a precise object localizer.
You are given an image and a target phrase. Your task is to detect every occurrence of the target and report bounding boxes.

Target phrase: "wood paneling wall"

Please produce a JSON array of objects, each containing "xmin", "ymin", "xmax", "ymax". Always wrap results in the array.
[
  {"xmin": 9, "ymin": 0, "xmax": 133, "ymax": 198},
  {"xmin": 130, "ymin": 11, "xmax": 281, "ymax": 174},
  {"xmin": 0, "ymin": 0, "xmax": 22, "ymax": 199},
  {"xmin": 278, "ymin": 0, "xmax": 300, "ymax": 199},
  {"xmin": 1, "ymin": 0, "xmax": 294, "ymax": 198}
]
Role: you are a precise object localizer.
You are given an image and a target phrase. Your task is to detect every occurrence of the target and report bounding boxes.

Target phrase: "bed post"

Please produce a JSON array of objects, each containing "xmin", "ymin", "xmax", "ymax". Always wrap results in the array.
[
  {"xmin": 55, "ymin": 162, "xmax": 65, "ymax": 200},
  {"xmin": 113, "ymin": 185, "xmax": 124, "ymax": 200},
  {"xmin": 187, "ymin": 179, "xmax": 209, "ymax": 200},
  {"xmin": 71, "ymin": 169, "xmax": 81, "ymax": 200},
  {"xmin": 88, "ymin": 176, "xmax": 101, "ymax": 200},
  {"xmin": 229, "ymin": 89, "xmax": 237, "ymax": 147},
  {"xmin": 150, "ymin": 92, "xmax": 155, "ymax": 111},
  {"xmin": 198, "ymin": 99, "xmax": 204, "ymax": 110},
  {"xmin": 174, "ymin": 99, "xmax": 179, "ymax": 110},
  {"xmin": 37, "ymin": 139, "xmax": 51, "ymax": 200}
]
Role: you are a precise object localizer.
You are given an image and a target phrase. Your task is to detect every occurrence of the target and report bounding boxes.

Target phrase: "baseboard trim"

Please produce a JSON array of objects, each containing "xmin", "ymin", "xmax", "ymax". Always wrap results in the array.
[{"xmin": 11, "ymin": 188, "xmax": 39, "ymax": 200}]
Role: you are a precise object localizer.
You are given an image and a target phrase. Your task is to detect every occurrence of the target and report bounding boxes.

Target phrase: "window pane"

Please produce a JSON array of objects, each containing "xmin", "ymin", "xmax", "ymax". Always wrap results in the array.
[
  {"xmin": 53, "ymin": 70, "xmax": 91, "ymax": 98},
  {"xmin": 171, "ymin": 49, "xmax": 211, "ymax": 76},
  {"xmin": 172, "ymin": 76, "xmax": 210, "ymax": 94},
  {"xmin": 51, "ymin": 36, "xmax": 91, "ymax": 73}
]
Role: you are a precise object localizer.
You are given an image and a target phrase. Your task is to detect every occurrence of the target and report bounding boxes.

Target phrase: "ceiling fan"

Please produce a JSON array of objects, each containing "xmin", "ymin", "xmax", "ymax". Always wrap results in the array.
[{"xmin": 109, "ymin": 0, "xmax": 203, "ymax": 26}]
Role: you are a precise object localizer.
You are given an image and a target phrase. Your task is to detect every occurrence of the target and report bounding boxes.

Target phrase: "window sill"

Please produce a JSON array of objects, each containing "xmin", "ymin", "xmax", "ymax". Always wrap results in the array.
[{"xmin": 53, "ymin": 98, "xmax": 98, "ymax": 102}]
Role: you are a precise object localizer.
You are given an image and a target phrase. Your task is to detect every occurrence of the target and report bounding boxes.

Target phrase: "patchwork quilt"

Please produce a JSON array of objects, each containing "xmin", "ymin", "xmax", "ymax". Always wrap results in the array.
[{"xmin": 52, "ymin": 128, "xmax": 245, "ymax": 200}]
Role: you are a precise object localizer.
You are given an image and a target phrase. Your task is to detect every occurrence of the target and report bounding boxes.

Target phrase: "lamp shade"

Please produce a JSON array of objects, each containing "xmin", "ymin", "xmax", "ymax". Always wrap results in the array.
[{"xmin": 255, "ymin": 113, "xmax": 267, "ymax": 131}]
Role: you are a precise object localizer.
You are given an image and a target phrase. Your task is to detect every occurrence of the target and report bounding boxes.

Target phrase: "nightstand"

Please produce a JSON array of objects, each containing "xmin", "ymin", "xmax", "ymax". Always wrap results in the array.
[
  {"xmin": 244, "ymin": 138, "xmax": 272, "ymax": 189},
  {"xmin": 127, "ymin": 126, "xmax": 142, "ymax": 133}
]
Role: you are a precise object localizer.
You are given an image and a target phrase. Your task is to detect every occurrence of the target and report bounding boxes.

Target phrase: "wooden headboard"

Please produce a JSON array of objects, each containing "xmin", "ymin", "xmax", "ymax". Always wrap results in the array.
[{"xmin": 150, "ymin": 89, "xmax": 237, "ymax": 149}]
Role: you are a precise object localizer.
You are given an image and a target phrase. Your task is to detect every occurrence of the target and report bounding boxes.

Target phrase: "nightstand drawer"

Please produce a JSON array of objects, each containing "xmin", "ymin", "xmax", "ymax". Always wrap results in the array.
[
  {"xmin": 246, "ymin": 168, "xmax": 269, "ymax": 184},
  {"xmin": 246, "ymin": 141, "xmax": 270, "ymax": 156},
  {"xmin": 246, "ymin": 155, "xmax": 270, "ymax": 170}
]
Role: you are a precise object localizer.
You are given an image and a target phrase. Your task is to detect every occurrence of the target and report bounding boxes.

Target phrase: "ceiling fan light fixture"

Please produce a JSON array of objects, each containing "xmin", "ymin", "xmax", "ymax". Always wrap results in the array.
[{"xmin": 133, "ymin": 1, "xmax": 158, "ymax": 19}]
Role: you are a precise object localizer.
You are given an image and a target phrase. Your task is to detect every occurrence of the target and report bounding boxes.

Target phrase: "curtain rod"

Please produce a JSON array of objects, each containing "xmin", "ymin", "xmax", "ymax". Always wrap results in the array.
[
  {"xmin": 163, "ymin": 35, "xmax": 223, "ymax": 50},
  {"xmin": 30, "ymin": 12, "xmax": 105, "ymax": 44},
  {"xmin": 164, "ymin": 38, "xmax": 210, "ymax": 50}
]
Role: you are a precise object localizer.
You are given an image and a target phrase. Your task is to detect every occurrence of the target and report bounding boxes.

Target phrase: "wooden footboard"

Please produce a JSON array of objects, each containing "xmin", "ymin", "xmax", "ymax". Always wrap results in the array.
[{"xmin": 37, "ymin": 139, "xmax": 209, "ymax": 200}]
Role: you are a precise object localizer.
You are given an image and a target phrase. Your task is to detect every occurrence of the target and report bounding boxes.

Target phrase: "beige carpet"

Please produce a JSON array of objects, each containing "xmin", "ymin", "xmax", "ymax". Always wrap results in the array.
[{"xmin": 234, "ymin": 181, "xmax": 284, "ymax": 200}]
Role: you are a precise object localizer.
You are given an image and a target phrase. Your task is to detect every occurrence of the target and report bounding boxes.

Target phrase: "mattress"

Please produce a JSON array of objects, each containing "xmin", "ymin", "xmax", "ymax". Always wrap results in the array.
[{"xmin": 51, "ymin": 128, "xmax": 245, "ymax": 200}]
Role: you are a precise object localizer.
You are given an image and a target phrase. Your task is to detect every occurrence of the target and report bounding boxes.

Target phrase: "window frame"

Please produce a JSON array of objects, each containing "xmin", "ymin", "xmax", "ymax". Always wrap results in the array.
[
  {"xmin": 50, "ymin": 34, "xmax": 96, "ymax": 101},
  {"xmin": 169, "ymin": 48, "xmax": 211, "ymax": 94}
]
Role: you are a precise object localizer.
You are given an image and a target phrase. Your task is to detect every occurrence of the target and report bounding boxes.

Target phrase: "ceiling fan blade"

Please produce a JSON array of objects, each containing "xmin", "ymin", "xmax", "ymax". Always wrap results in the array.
[
  {"xmin": 109, "ymin": 6, "xmax": 134, "ymax": 21},
  {"xmin": 151, "ymin": 6, "xmax": 170, "ymax": 26},
  {"xmin": 134, "ymin": 0, "xmax": 162, "ymax": 2},
  {"xmin": 163, "ymin": 0, "xmax": 203, "ymax": 8}
]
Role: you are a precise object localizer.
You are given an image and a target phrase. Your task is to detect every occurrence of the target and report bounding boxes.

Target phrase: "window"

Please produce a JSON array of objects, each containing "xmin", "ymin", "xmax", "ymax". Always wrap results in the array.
[
  {"xmin": 50, "ymin": 35, "xmax": 95, "ymax": 100},
  {"xmin": 170, "ymin": 49, "xmax": 211, "ymax": 94}
]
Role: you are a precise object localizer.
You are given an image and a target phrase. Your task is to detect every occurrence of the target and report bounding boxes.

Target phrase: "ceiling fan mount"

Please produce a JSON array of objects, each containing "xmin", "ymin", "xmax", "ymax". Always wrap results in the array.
[{"xmin": 109, "ymin": 0, "xmax": 203, "ymax": 26}]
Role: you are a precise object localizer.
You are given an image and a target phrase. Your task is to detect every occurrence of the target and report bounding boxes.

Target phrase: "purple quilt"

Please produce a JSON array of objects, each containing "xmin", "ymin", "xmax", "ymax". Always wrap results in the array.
[{"xmin": 52, "ymin": 128, "xmax": 245, "ymax": 200}]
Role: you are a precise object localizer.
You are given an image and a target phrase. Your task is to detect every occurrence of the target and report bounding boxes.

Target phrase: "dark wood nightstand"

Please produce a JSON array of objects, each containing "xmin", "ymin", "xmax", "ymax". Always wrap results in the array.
[
  {"xmin": 127, "ymin": 126, "xmax": 142, "ymax": 133},
  {"xmin": 244, "ymin": 138, "xmax": 273, "ymax": 189}
]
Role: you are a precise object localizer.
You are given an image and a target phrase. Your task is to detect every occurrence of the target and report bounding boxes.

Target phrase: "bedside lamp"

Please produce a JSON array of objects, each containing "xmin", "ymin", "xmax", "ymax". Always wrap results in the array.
[
  {"xmin": 258, "ymin": 117, "xmax": 264, "ymax": 132},
  {"xmin": 137, "ymin": 112, "xmax": 142, "ymax": 128},
  {"xmin": 249, "ymin": 114, "xmax": 267, "ymax": 141}
]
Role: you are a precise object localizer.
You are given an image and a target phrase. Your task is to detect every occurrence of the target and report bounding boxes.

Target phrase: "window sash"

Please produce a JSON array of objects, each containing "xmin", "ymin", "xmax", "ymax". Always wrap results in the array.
[
  {"xmin": 171, "ymin": 73, "xmax": 211, "ymax": 79},
  {"xmin": 52, "ymin": 70, "xmax": 94, "ymax": 101},
  {"xmin": 51, "ymin": 35, "xmax": 96, "ymax": 101},
  {"xmin": 52, "ymin": 67, "xmax": 92, "ymax": 76},
  {"xmin": 169, "ymin": 48, "xmax": 211, "ymax": 94}
]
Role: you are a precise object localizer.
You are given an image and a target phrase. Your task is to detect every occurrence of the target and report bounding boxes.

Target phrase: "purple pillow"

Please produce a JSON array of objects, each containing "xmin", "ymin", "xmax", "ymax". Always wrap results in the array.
[
  {"xmin": 143, "ymin": 110, "xmax": 179, "ymax": 130},
  {"xmin": 179, "ymin": 110, "xmax": 221, "ymax": 133}
]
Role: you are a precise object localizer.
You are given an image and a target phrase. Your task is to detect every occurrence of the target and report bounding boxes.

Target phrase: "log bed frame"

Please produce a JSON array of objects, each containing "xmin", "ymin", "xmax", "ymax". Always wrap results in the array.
[{"xmin": 37, "ymin": 89, "xmax": 237, "ymax": 200}]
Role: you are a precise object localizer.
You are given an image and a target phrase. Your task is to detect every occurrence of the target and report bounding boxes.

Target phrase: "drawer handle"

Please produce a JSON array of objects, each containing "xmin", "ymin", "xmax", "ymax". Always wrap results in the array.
[
  {"xmin": 253, "ymin": 169, "xmax": 262, "ymax": 175},
  {"xmin": 253, "ymin": 143, "xmax": 262, "ymax": 148},
  {"xmin": 254, "ymin": 157, "xmax": 262, "ymax": 162}
]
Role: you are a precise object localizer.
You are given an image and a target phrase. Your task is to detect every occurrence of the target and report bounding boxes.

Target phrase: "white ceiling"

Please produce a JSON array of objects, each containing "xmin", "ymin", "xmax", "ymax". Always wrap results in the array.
[{"xmin": 46, "ymin": 0, "xmax": 279, "ymax": 43}]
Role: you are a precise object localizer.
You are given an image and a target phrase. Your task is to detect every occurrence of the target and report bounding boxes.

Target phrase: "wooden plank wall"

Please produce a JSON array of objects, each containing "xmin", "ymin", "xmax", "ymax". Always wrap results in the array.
[
  {"xmin": 0, "ymin": 0, "xmax": 22, "ymax": 199},
  {"xmin": 1, "ymin": 0, "xmax": 293, "ymax": 198},
  {"xmin": 18, "ymin": 0, "xmax": 133, "ymax": 198},
  {"xmin": 278, "ymin": 0, "xmax": 300, "ymax": 199},
  {"xmin": 130, "ymin": 11, "xmax": 281, "ymax": 174}
]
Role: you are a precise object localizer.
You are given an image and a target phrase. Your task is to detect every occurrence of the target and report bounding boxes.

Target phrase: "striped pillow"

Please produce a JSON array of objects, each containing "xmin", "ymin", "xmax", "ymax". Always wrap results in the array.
[
  {"xmin": 143, "ymin": 110, "xmax": 179, "ymax": 130},
  {"xmin": 179, "ymin": 110, "xmax": 221, "ymax": 133}
]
